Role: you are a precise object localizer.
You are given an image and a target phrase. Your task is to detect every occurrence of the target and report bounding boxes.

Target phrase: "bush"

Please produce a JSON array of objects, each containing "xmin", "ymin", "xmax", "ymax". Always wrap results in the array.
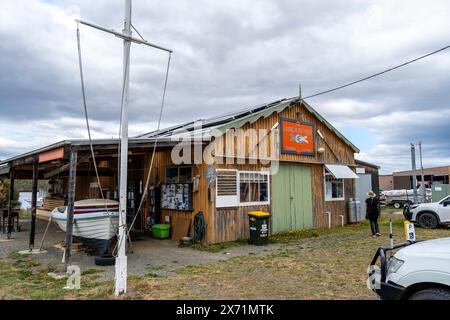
[{"xmin": 0, "ymin": 180, "xmax": 20, "ymax": 209}]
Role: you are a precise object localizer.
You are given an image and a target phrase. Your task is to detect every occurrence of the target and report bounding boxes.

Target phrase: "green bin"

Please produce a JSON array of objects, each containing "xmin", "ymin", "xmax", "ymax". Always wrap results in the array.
[
  {"xmin": 152, "ymin": 224, "xmax": 170, "ymax": 239},
  {"xmin": 248, "ymin": 211, "xmax": 271, "ymax": 246}
]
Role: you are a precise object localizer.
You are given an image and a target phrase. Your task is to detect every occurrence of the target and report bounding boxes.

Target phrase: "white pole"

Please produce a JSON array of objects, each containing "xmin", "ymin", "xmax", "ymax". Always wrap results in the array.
[
  {"xmin": 389, "ymin": 219, "xmax": 394, "ymax": 249},
  {"xmin": 419, "ymin": 142, "xmax": 425, "ymax": 202},
  {"xmin": 326, "ymin": 211, "xmax": 331, "ymax": 229},
  {"xmin": 115, "ymin": 0, "xmax": 131, "ymax": 296},
  {"xmin": 410, "ymin": 143, "xmax": 418, "ymax": 204}
]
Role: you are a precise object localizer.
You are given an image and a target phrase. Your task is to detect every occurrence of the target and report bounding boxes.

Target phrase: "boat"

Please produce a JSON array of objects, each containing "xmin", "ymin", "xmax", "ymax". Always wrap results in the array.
[{"xmin": 50, "ymin": 199, "xmax": 119, "ymax": 254}]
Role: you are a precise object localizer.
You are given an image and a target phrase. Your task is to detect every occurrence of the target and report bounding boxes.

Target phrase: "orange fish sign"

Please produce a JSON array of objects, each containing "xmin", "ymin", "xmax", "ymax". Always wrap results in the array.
[{"xmin": 280, "ymin": 117, "xmax": 315, "ymax": 156}]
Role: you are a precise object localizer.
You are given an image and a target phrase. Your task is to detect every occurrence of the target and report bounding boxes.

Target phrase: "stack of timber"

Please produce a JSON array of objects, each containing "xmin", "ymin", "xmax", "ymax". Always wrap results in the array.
[{"xmin": 42, "ymin": 197, "xmax": 65, "ymax": 212}]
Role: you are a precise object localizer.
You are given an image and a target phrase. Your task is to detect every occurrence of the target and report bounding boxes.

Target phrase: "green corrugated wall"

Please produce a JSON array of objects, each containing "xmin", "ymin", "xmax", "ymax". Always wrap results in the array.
[
  {"xmin": 272, "ymin": 164, "xmax": 313, "ymax": 233},
  {"xmin": 432, "ymin": 184, "xmax": 450, "ymax": 202}
]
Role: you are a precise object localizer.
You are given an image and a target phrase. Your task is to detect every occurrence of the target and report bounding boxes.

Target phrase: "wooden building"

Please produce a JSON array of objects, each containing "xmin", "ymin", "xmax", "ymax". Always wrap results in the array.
[{"xmin": 0, "ymin": 97, "xmax": 361, "ymax": 244}]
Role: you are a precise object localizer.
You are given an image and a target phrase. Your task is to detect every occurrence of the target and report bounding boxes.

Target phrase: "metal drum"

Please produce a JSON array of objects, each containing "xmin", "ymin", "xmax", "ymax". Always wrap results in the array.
[{"xmin": 348, "ymin": 198, "xmax": 361, "ymax": 224}]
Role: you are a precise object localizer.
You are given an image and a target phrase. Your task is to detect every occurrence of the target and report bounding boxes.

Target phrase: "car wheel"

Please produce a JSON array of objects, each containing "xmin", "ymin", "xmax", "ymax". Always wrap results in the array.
[
  {"xmin": 393, "ymin": 202, "xmax": 401, "ymax": 209},
  {"xmin": 409, "ymin": 288, "xmax": 450, "ymax": 300},
  {"xmin": 417, "ymin": 212, "xmax": 439, "ymax": 229}
]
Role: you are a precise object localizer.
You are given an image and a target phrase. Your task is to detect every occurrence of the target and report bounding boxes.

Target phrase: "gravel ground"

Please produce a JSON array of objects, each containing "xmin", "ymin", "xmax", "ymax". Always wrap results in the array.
[{"xmin": 0, "ymin": 218, "xmax": 283, "ymax": 279}]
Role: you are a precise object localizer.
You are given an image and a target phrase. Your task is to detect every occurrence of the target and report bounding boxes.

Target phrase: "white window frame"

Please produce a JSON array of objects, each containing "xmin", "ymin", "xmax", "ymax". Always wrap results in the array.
[
  {"xmin": 216, "ymin": 169, "xmax": 239, "ymax": 208},
  {"xmin": 238, "ymin": 170, "xmax": 271, "ymax": 207},
  {"xmin": 215, "ymin": 169, "xmax": 271, "ymax": 208},
  {"xmin": 324, "ymin": 168, "xmax": 345, "ymax": 201}
]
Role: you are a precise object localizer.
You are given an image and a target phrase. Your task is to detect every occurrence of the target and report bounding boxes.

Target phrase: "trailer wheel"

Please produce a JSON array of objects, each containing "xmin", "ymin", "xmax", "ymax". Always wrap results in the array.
[
  {"xmin": 409, "ymin": 288, "xmax": 450, "ymax": 300},
  {"xmin": 393, "ymin": 202, "xmax": 401, "ymax": 209},
  {"xmin": 95, "ymin": 255, "xmax": 116, "ymax": 266},
  {"xmin": 417, "ymin": 212, "xmax": 439, "ymax": 229}
]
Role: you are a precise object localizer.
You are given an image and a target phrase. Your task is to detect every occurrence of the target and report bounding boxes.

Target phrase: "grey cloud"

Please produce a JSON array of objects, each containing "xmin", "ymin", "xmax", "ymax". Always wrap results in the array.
[{"xmin": 1, "ymin": 0, "xmax": 449, "ymax": 173}]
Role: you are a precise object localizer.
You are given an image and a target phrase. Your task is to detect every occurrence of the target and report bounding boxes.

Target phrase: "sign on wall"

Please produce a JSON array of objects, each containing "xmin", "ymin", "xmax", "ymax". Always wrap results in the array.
[{"xmin": 280, "ymin": 117, "xmax": 315, "ymax": 156}]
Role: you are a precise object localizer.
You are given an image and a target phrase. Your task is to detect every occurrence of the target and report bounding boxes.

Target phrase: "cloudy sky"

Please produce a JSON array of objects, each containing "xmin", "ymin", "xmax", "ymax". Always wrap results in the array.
[{"xmin": 1, "ymin": 0, "xmax": 449, "ymax": 174}]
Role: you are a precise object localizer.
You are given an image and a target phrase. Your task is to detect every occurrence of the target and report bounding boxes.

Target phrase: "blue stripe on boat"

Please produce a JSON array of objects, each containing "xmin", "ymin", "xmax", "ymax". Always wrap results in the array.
[{"xmin": 53, "ymin": 213, "xmax": 119, "ymax": 221}]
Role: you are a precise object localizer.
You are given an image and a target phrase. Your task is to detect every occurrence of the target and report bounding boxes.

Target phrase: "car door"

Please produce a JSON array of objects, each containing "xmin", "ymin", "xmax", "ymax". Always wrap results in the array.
[{"xmin": 438, "ymin": 196, "xmax": 450, "ymax": 223}]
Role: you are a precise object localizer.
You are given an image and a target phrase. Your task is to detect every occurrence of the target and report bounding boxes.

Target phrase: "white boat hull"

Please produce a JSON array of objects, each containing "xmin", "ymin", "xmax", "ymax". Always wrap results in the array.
[
  {"xmin": 50, "ymin": 199, "xmax": 119, "ymax": 254},
  {"xmin": 52, "ymin": 214, "xmax": 119, "ymax": 240}
]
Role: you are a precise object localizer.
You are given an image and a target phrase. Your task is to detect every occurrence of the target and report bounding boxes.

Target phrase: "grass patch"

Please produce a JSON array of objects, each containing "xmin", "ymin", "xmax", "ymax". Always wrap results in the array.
[
  {"xmin": 81, "ymin": 268, "xmax": 103, "ymax": 276},
  {"xmin": 144, "ymin": 272, "xmax": 161, "ymax": 278},
  {"xmin": 270, "ymin": 222, "xmax": 368, "ymax": 243},
  {"xmin": 0, "ymin": 215, "xmax": 448, "ymax": 300}
]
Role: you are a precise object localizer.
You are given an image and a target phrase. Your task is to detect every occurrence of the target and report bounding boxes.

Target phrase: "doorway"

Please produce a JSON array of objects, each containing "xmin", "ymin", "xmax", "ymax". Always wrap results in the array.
[{"xmin": 271, "ymin": 164, "xmax": 313, "ymax": 233}]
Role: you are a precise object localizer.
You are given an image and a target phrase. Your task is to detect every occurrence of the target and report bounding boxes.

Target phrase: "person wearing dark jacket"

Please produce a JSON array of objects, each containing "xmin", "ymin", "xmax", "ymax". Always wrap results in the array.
[{"xmin": 365, "ymin": 191, "xmax": 381, "ymax": 237}]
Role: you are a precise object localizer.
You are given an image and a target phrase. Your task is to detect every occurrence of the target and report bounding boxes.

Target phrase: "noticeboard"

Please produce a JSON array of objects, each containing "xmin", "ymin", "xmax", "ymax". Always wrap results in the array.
[
  {"xmin": 280, "ymin": 117, "xmax": 315, "ymax": 156},
  {"xmin": 161, "ymin": 183, "xmax": 193, "ymax": 211}
]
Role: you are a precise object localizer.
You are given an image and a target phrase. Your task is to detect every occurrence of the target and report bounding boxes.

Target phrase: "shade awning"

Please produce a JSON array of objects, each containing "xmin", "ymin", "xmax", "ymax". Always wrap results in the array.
[{"xmin": 325, "ymin": 164, "xmax": 359, "ymax": 179}]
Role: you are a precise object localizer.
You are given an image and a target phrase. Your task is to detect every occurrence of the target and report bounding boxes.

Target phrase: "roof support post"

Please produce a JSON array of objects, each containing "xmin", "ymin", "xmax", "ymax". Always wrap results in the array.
[
  {"xmin": 29, "ymin": 159, "xmax": 38, "ymax": 250},
  {"xmin": 7, "ymin": 166, "xmax": 15, "ymax": 239},
  {"xmin": 64, "ymin": 149, "xmax": 77, "ymax": 272}
]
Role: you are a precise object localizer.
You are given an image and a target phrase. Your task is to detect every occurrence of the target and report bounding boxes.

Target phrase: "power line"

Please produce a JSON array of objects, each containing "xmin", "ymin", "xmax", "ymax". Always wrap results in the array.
[{"xmin": 299, "ymin": 44, "xmax": 450, "ymax": 100}]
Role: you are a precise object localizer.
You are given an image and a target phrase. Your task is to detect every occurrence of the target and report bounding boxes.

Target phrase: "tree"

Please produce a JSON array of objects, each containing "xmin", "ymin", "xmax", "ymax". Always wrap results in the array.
[{"xmin": 0, "ymin": 180, "xmax": 20, "ymax": 209}]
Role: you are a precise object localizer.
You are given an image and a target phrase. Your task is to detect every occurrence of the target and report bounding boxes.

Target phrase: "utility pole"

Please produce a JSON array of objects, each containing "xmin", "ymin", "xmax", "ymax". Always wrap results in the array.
[
  {"xmin": 418, "ymin": 142, "xmax": 425, "ymax": 202},
  {"xmin": 76, "ymin": 0, "xmax": 172, "ymax": 296},
  {"xmin": 410, "ymin": 143, "xmax": 418, "ymax": 204}
]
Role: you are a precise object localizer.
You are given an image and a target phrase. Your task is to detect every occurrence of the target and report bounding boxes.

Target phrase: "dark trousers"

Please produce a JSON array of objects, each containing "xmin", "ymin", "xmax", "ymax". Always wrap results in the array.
[{"xmin": 369, "ymin": 215, "xmax": 380, "ymax": 235}]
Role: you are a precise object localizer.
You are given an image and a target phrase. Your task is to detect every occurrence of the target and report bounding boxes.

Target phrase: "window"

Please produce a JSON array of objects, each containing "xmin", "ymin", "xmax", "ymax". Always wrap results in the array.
[
  {"xmin": 325, "ymin": 170, "xmax": 344, "ymax": 201},
  {"xmin": 239, "ymin": 172, "xmax": 269, "ymax": 205},
  {"xmin": 216, "ymin": 170, "xmax": 270, "ymax": 207},
  {"xmin": 166, "ymin": 166, "xmax": 192, "ymax": 183},
  {"xmin": 216, "ymin": 170, "xmax": 239, "ymax": 207}
]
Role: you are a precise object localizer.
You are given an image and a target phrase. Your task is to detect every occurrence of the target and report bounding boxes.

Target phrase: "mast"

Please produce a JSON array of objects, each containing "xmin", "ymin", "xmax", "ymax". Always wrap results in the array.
[
  {"xmin": 75, "ymin": 0, "xmax": 172, "ymax": 296},
  {"xmin": 115, "ymin": 0, "xmax": 132, "ymax": 296}
]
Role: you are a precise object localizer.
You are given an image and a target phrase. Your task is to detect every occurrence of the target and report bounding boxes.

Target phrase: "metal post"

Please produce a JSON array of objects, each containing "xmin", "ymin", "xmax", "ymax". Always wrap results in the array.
[
  {"xmin": 7, "ymin": 167, "xmax": 15, "ymax": 239},
  {"xmin": 410, "ymin": 143, "xmax": 418, "ymax": 204},
  {"xmin": 418, "ymin": 142, "xmax": 425, "ymax": 202},
  {"xmin": 64, "ymin": 149, "xmax": 77, "ymax": 272},
  {"xmin": 389, "ymin": 219, "xmax": 394, "ymax": 249},
  {"xmin": 115, "ymin": 0, "xmax": 131, "ymax": 296},
  {"xmin": 29, "ymin": 159, "xmax": 38, "ymax": 250}
]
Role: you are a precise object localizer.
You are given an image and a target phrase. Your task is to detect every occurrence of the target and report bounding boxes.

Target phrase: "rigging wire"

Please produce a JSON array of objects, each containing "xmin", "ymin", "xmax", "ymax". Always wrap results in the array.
[
  {"xmin": 112, "ymin": 51, "xmax": 172, "ymax": 257},
  {"xmin": 297, "ymin": 44, "xmax": 450, "ymax": 100},
  {"xmin": 129, "ymin": 52, "xmax": 172, "ymax": 232},
  {"xmin": 76, "ymin": 22, "xmax": 105, "ymax": 200},
  {"xmin": 131, "ymin": 23, "xmax": 145, "ymax": 42}
]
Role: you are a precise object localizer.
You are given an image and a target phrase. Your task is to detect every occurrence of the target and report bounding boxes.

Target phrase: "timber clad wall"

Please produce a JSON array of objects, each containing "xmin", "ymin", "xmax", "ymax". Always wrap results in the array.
[
  {"xmin": 311, "ymin": 164, "xmax": 355, "ymax": 228},
  {"xmin": 57, "ymin": 102, "xmax": 357, "ymax": 243},
  {"xmin": 3, "ymin": 100, "xmax": 359, "ymax": 245},
  {"xmin": 143, "ymin": 150, "xmax": 215, "ymax": 243},
  {"xmin": 208, "ymin": 102, "xmax": 357, "ymax": 240}
]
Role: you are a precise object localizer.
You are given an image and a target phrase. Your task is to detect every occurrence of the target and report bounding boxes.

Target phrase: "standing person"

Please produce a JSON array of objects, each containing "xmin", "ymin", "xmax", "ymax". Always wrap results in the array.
[{"xmin": 365, "ymin": 191, "xmax": 381, "ymax": 237}]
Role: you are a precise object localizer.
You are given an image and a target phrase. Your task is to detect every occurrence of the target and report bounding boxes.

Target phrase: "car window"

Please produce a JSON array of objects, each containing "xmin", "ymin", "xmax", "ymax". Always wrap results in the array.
[{"xmin": 439, "ymin": 195, "xmax": 450, "ymax": 204}]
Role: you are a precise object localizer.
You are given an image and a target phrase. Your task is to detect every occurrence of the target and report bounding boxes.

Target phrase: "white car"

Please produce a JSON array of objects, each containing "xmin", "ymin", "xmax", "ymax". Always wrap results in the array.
[
  {"xmin": 369, "ymin": 238, "xmax": 450, "ymax": 300},
  {"xmin": 404, "ymin": 195, "xmax": 450, "ymax": 229}
]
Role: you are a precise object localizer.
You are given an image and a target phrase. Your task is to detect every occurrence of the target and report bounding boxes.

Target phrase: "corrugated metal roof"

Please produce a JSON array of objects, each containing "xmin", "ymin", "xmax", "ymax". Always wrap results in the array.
[
  {"xmin": 1, "ymin": 96, "xmax": 360, "ymax": 167},
  {"xmin": 136, "ymin": 97, "xmax": 360, "ymax": 153}
]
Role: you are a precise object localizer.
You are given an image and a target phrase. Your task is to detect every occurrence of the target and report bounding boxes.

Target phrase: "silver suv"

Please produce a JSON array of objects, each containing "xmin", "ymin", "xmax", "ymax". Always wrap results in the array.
[{"xmin": 404, "ymin": 195, "xmax": 450, "ymax": 229}]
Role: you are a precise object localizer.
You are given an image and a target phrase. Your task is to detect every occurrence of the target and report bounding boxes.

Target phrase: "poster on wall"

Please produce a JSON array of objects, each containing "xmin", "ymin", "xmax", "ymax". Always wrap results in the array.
[
  {"xmin": 280, "ymin": 117, "xmax": 315, "ymax": 156},
  {"xmin": 161, "ymin": 183, "xmax": 192, "ymax": 211}
]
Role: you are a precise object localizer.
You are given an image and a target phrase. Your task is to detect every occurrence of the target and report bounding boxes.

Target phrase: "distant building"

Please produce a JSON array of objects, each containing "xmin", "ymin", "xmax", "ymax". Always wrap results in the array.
[
  {"xmin": 380, "ymin": 174, "xmax": 394, "ymax": 191},
  {"xmin": 381, "ymin": 166, "xmax": 450, "ymax": 190}
]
